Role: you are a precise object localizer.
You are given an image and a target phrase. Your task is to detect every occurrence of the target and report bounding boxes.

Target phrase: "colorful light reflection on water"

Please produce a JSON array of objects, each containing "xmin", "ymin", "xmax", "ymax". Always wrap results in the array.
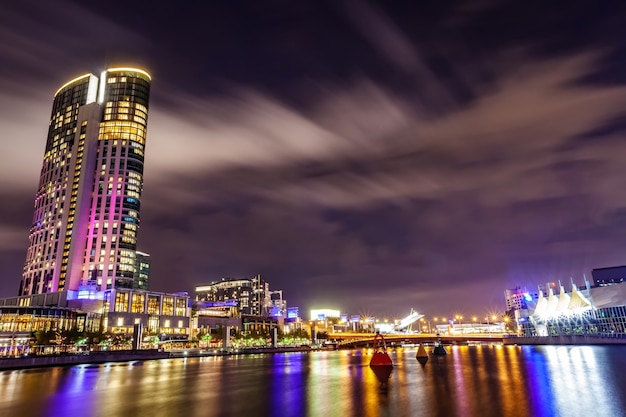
[{"xmin": 1, "ymin": 345, "xmax": 625, "ymax": 417}]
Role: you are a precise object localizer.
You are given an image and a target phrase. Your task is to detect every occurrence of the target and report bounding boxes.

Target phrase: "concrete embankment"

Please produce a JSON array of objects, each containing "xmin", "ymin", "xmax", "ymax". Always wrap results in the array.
[
  {"xmin": 0, "ymin": 346, "xmax": 318, "ymax": 370},
  {"xmin": 0, "ymin": 350, "xmax": 169, "ymax": 371},
  {"xmin": 168, "ymin": 346, "xmax": 315, "ymax": 357},
  {"xmin": 503, "ymin": 336, "xmax": 626, "ymax": 346}
]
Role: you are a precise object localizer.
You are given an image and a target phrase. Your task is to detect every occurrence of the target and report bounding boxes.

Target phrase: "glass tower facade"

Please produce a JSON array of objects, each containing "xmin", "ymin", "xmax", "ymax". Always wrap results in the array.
[
  {"xmin": 134, "ymin": 251, "xmax": 151, "ymax": 290},
  {"xmin": 20, "ymin": 68, "xmax": 151, "ymax": 296}
]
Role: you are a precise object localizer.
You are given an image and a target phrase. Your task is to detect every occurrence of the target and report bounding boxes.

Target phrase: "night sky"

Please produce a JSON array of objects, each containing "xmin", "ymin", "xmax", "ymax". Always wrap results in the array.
[{"xmin": 1, "ymin": 0, "xmax": 626, "ymax": 318}]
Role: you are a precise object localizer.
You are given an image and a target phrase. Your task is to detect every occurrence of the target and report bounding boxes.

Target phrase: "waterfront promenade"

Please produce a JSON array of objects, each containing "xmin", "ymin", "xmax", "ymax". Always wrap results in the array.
[
  {"xmin": 0, "ymin": 345, "xmax": 317, "ymax": 371},
  {"xmin": 0, "ymin": 350, "xmax": 169, "ymax": 371}
]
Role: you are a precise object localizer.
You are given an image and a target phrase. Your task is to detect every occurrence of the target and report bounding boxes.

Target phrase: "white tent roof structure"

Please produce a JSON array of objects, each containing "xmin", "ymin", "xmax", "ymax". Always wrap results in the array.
[
  {"xmin": 568, "ymin": 285, "xmax": 592, "ymax": 310},
  {"xmin": 545, "ymin": 287, "xmax": 559, "ymax": 317},
  {"xmin": 532, "ymin": 290, "xmax": 547, "ymax": 318},
  {"xmin": 526, "ymin": 281, "xmax": 626, "ymax": 325},
  {"xmin": 556, "ymin": 285, "xmax": 571, "ymax": 313}
]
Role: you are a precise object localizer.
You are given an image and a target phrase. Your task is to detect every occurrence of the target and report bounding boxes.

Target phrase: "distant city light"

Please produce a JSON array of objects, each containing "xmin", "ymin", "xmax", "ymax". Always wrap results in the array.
[{"xmin": 309, "ymin": 309, "xmax": 340, "ymax": 321}]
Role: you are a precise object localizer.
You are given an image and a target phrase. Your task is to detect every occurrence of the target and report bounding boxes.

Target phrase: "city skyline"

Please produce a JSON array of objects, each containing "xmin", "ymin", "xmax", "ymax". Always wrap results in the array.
[{"xmin": 1, "ymin": 1, "xmax": 626, "ymax": 316}]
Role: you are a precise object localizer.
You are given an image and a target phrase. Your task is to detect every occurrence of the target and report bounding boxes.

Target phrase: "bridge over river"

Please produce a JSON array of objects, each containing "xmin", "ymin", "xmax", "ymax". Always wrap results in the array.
[{"xmin": 328, "ymin": 332, "xmax": 506, "ymax": 348}]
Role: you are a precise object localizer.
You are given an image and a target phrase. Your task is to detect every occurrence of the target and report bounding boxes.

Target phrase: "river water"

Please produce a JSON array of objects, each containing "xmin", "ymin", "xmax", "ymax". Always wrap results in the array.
[{"xmin": 1, "ymin": 345, "xmax": 625, "ymax": 417}]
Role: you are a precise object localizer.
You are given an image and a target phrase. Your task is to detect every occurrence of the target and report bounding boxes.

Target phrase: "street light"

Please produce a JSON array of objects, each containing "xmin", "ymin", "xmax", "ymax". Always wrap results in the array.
[
  {"xmin": 420, "ymin": 318, "xmax": 432, "ymax": 334},
  {"xmin": 454, "ymin": 315, "xmax": 464, "ymax": 333}
]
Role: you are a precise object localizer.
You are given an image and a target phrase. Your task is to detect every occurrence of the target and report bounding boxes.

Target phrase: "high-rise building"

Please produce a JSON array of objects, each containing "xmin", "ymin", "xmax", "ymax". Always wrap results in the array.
[
  {"xmin": 134, "ymin": 251, "xmax": 151, "ymax": 290},
  {"xmin": 20, "ymin": 67, "xmax": 151, "ymax": 296},
  {"xmin": 195, "ymin": 275, "xmax": 275, "ymax": 316}
]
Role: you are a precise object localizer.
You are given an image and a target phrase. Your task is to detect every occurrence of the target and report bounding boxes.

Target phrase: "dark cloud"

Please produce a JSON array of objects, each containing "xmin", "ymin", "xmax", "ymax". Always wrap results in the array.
[{"xmin": 1, "ymin": 0, "xmax": 626, "ymax": 317}]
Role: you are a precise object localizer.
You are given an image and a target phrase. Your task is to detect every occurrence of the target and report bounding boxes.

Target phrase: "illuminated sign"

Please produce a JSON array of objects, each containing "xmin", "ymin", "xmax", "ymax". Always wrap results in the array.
[
  {"xmin": 310, "ymin": 309, "xmax": 340, "ymax": 321},
  {"xmin": 287, "ymin": 307, "xmax": 299, "ymax": 319},
  {"xmin": 198, "ymin": 300, "xmax": 238, "ymax": 308}
]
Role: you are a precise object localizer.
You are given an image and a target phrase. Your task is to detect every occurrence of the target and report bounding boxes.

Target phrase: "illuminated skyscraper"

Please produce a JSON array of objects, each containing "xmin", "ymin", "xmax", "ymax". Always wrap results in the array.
[
  {"xmin": 134, "ymin": 251, "xmax": 151, "ymax": 290},
  {"xmin": 20, "ymin": 67, "xmax": 151, "ymax": 296}
]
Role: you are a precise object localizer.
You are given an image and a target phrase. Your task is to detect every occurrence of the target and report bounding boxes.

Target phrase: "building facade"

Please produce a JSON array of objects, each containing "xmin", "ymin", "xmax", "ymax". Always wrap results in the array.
[
  {"xmin": 195, "ymin": 275, "xmax": 274, "ymax": 316},
  {"xmin": 591, "ymin": 266, "xmax": 626, "ymax": 287},
  {"xmin": 20, "ymin": 68, "xmax": 151, "ymax": 296},
  {"xmin": 101, "ymin": 288, "xmax": 189, "ymax": 338},
  {"xmin": 0, "ymin": 288, "xmax": 190, "ymax": 340},
  {"xmin": 134, "ymin": 251, "xmax": 150, "ymax": 290},
  {"xmin": 514, "ymin": 279, "xmax": 626, "ymax": 339},
  {"xmin": 268, "ymin": 290, "xmax": 287, "ymax": 318}
]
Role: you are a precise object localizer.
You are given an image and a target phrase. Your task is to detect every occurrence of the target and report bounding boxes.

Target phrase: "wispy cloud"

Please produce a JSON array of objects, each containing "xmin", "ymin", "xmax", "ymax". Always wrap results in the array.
[{"xmin": 146, "ymin": 51, "xmax": 626, "ymax": 212}]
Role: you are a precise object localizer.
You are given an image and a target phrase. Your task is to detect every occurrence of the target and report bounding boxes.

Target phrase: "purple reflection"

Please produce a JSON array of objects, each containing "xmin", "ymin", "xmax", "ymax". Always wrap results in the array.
[
  {"xmin": 44, "ymin": 365, "xmax": 100, "ymax": 417},
  {"xmin": 521, "ymin": 347, "xmax": 555, "ymax": 417},
  {"xmin": 270, "ymin": 353, "xmax": 306, "ymax": 417}
]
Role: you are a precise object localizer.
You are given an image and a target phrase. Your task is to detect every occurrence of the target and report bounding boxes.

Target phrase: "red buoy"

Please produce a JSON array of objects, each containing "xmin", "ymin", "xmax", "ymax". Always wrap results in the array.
[{"xmin": 369, "ymin": 332, "xmax": 393, "ymax": 366}]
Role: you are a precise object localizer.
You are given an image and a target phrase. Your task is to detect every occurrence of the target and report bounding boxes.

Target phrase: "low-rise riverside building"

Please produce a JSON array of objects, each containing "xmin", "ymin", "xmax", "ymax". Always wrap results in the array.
[
  {"xmin": 511, "ymin": 279, "xmax": 626, "ymax": 339},
  {"xmin": 0, "ymin": 288, "xmax": 191, "ymax": 348},
  {"xmin": 99, "ymin": 288, "xmax": 190, "ymax": 338}
]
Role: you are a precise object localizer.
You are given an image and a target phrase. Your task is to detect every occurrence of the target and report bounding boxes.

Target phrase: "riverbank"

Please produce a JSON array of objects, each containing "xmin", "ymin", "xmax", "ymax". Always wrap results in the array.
[
  {"xmin": 0, "ymin": 349, "xmax": 169, "ymax": 370},
  {"xmin": 0, "ymin": 346, "xmax": 320, "ymax": 371},
  {"xmin": 503, "ymin": 335, "xmax": 626, "ymax": 345}
]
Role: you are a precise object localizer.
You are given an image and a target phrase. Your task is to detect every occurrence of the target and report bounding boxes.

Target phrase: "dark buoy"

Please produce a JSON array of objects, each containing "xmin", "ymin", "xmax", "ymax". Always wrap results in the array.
[
  {"xmin": 369, "ymin": 332, "xmax": 393, "ymax": 366},
  {"xmin": 432, "ymin": 333, "xmax": 447, "ymax": 356},
  {"xmin": 416, "ymin": 343, "xmax": 429, "ymax": 359},
  {"xmin": 371, "ymin": 364, "xmax": 393, "ymax": 386},
  {"xmin": 417, "ymin": 356, "xmax": 429, "ymax": 366}
]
